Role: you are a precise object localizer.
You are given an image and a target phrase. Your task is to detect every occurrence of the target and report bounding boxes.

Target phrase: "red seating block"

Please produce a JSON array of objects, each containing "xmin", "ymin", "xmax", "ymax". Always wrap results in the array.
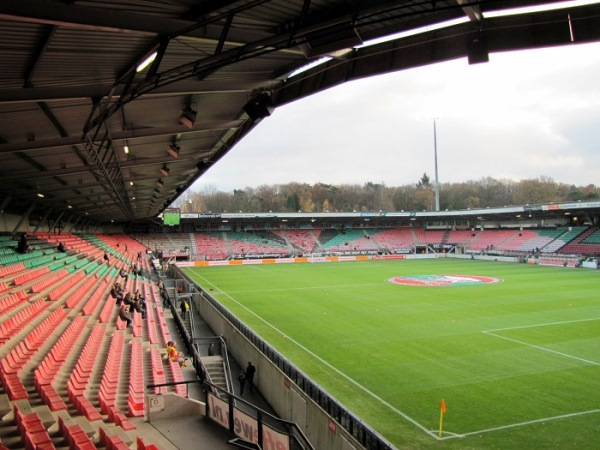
[
  {"xmin": 99, "ymin": 427, "xmax": 130, "ymax": 450},
  {"xmin": 1, "ymin": 372, "xmax": 29, "ymax": 400},
  {"xmin": 58, "ymin": 414, "xmax": 96, "ymax": 450},
  {"xmin": 24, "ymin": 430, "xmax": 55, "ymax": 450},
  {"xmin": 137, "ymin": 437, "xmax": 160, "ymax": 450}
]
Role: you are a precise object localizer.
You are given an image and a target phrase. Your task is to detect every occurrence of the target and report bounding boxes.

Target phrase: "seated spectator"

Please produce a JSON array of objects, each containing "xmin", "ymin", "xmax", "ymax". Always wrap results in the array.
[
  {"xmin": 166, "ymin": 341, "xmax": 187, "ymax": 367},
  {"xmin": 57, "ymin": 241, "xmax": 67, "ymax": 252},
  {"xmin": 103, "ymin": 252, "xmax": 110, "ymax": 264},
  {"xmin": 134, "ymin": 299, "xmax": 146, "ymax": 319},
  {"xmin": 112, "ymin": 283, "xmax": 124, "ymax": 304},
  {"xmin": 133, "ymin": 291, "xmax": 147, "ymax": 319},
  {"xmin": 123, "ymin": 291, "xmax": 133, "ymax": 307},
  {"xmin": 118, "ymin": 303, "xmax": 132, "ymax": 327}
]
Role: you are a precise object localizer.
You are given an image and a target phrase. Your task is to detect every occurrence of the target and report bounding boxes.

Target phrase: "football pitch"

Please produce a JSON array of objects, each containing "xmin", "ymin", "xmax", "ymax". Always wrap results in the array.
[{"xmin": 183, "ymin": 258, "xmax": 600, "ymax": 449}]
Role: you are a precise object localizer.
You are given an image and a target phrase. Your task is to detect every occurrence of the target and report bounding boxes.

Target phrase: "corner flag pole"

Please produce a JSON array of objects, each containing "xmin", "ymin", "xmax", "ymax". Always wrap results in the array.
[{"xmin": 438, "ymin": 399, "xmax": 447, "ymax": 438}]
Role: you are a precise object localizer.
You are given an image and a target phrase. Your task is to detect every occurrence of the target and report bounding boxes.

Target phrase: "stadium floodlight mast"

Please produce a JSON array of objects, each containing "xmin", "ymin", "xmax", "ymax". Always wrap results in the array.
[{"xmin": 432, "ymin": 117, "xmax": 440, "ymax": 211}]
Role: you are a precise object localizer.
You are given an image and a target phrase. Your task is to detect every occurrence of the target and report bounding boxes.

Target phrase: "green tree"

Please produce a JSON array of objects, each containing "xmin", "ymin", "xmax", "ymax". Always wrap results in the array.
[{"xmin": 416, "ymin": 173, "xmax": 431, "ymax": 188}]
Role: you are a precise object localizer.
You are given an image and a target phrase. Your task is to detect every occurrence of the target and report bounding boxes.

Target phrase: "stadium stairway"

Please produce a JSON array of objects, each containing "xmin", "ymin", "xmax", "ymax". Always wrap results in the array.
[{"xmin": 201, "ymin": 356, "xmax": 228, "ymax": 392}]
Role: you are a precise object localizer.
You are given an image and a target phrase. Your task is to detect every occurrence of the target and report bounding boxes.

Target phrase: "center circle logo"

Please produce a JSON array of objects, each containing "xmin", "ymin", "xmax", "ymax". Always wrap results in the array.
[{"xmin": 387, "ymin": 274, "xmax": 502, "ymax": 287}]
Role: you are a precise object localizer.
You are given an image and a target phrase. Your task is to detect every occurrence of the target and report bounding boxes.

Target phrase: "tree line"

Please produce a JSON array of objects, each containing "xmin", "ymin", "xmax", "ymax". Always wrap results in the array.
[{"xmin": 173, "ymin": 175, "xmax": 599, "ymax": 214}]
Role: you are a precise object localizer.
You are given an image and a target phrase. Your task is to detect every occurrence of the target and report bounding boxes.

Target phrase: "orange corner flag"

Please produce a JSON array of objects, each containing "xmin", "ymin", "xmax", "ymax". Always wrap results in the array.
[{"xmin": 438, "ymin": 399, "xmax": 447, "ymax": 437}]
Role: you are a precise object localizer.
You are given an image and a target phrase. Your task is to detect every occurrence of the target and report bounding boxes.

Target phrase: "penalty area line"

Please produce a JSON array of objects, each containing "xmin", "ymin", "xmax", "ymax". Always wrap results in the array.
[
  {"xmin": 440, "ymin": 408, "xmax": 600, "ymax": 440},
  {"xmin": 484, "ymin": 316, "xmax": 600, "ymax": 333}
]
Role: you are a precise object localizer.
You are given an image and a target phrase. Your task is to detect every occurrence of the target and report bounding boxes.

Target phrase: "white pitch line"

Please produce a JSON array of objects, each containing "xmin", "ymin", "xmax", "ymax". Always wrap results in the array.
[
  {"xmin": 440, "ymin": 408, "xmax": 600, "ymax": 440},
  {"xmin": 484, "ymin": 316, "xmax": 600, "ymax": 333},
  {"xmin": 483, "ymin": 317, "xmax": 600, "ymax": 366},
  {"xmin": 191, "ymin": 272, "xmax": 435, "ymax": 437},
  {"xmin": 483, "ymin": 332, "xmax": 600, "ymax": 366}
]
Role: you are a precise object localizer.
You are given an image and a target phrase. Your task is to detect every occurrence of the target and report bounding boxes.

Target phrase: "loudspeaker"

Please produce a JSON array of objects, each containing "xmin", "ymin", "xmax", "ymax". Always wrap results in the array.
[
  {"xmin": 466, "ymin": 30, "xmax": 489, "ymax": 65},
  {"xmin": 243, "ymin": 93, "xmax": 274, "ymax": 120},
  {"xmin": 299, "ymin": 23, "xmax": 362, "ymax": 58}
]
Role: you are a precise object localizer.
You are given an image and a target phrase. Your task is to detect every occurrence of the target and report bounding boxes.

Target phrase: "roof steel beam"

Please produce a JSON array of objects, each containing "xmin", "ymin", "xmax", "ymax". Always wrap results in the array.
[{"xmin": 0, "ymin": 120, "xmax": 243, "ymax": 154}]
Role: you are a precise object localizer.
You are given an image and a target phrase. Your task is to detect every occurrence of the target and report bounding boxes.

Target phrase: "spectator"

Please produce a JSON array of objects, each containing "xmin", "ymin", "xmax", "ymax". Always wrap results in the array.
[
  {"xmin": 245, "ymin": 362, "xmax": 256, "ymax": 393},
  {"xmin": 17, "ymin": 234, "xmax": 30, "ymax": 254},
  {"xmin": 111, "ymin": 283, "xmax": 124, "ymax": 305},
  {"xmin": 180, "ymin": 298, "xmax": 189, "ymax": 320},
  {"xmin": 166, "ymin": 341, "xmax": 187, "ymax": 367},
  {"xmin": 134, "ymin": 294, "xmax": 147, "ymax": 319},
  {"xmin": 118, "ymin": 304, "xmax": 132, "ymax": 327},
  {"xmin": 161, "ymin": 288, "xmax": 170, "ymax": 309},
  {"xmin": 123, "ymin": 291, "xmax": 133, "ymax": 307}
]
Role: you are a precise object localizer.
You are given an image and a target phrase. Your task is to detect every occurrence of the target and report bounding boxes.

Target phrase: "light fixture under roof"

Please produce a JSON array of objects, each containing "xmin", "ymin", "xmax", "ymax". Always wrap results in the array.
[
  {"xmin": 178, "ymin": 107, "xmax": 197, "ymax": 128},
  {"xmin": 160, "ymin": 165, "xmax": 170, "ymax": 177},
  {"xmin": 136, "ymin": 51, "xmax": 157, "ymax": 72},
  {"xmin": 156, "ymin": 179, "xmax": 164, "ymax": 188},
  {"xmin": 167, "ymin": 144, "xmax": 180, "ymax": 158}
]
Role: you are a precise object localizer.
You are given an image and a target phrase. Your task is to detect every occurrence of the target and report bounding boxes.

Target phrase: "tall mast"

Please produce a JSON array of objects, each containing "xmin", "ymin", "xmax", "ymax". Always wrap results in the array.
[{"xmin": 433, "ymin": 118, "xmax": 440, "ymax": 211}]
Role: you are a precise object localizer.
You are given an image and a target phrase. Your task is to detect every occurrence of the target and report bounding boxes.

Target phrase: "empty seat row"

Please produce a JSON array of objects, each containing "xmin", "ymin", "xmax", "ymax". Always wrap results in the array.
[
  {"xmin": 128, "ymin": 339, "xmax": 145, "ymax": 417},
  {"xmin": 48, "ymin": 271, "xmax": 85, "ymax": 301},
  {"xmin": 0, "ymin": 290, "xmax": 28, "ymax": 316},
  {"xmin": 0, "ymin": 299, "xmax": 50, "ymax": 345},
  {"xmin": 34, "ymin": 315, "xmax": 88, "ymax": 411}
]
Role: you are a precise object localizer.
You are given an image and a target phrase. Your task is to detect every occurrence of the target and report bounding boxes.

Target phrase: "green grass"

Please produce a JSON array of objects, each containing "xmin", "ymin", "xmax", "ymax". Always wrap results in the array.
[{"xmin": 183, "ymin": 259, "xmax": 600, "ymax": 449}]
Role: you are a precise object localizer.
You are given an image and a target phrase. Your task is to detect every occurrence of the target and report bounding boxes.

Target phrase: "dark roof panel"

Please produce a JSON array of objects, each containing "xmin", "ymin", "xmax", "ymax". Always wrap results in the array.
[{"xmin": 0, "ymin": 0, "xmax": 598, "ymax": 225}]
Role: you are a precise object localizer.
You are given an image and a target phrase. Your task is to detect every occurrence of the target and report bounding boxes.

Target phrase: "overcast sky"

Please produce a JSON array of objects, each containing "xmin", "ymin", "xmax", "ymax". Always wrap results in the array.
[{"xmin": 193, "ymin": 40, "xmax": 600, "ymax": 193}]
